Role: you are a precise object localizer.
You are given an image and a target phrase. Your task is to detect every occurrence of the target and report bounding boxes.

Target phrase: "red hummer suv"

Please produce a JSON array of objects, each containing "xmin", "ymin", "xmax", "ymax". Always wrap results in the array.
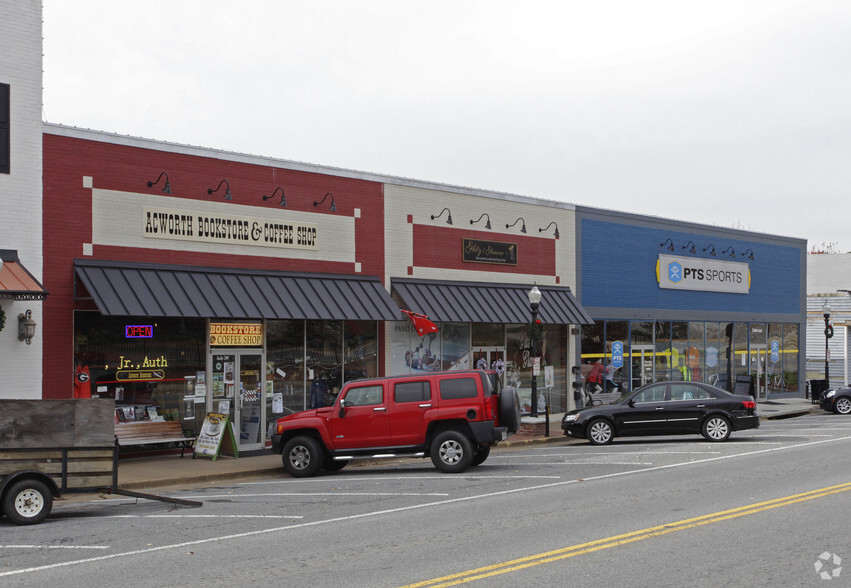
[{"xmin": 270, "ymin": 370, "xmax": 520, "ymax": 477}]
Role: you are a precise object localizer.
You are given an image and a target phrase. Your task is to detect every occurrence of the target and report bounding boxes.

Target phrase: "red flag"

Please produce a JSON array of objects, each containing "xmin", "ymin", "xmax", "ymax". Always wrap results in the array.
[{"xmin": 401, "ymin": 309, "xmax": 439, "ymax": 337}]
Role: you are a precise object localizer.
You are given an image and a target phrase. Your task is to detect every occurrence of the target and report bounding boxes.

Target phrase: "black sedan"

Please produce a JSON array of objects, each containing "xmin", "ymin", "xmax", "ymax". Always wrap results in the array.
[
  {"xmin": 820, "ymin": 387, "xmax": 851, "ymax": 414},
  {"xmin": 561, "ymin": 381, "xmax": 760, "ymax": 445}
]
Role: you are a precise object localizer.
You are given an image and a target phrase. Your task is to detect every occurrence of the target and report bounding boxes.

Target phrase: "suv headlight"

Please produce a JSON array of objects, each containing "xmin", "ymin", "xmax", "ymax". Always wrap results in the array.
[{"xmin": 825, "ymin": 389, "xmax": 836, "ymax": 399}]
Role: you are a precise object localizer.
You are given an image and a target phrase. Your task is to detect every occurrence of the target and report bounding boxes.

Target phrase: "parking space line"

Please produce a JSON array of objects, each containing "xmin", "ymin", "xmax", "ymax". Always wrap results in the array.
[
  {"xmin": 0, "ymin": 545, "xmax": 110, "ymax": 550},
  {"xmin": 184, "ymin": 492, "xmax": 449, "ymax": 498},
  {"xmin": 102, "ymin": 515, "xmax": 303, "ymax": 519}
]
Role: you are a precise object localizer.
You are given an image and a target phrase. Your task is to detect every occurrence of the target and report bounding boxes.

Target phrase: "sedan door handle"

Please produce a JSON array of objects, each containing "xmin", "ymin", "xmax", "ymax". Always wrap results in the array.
[
  {"xmin": 697, "ymin": 404, "xmax": 705, "ymax": 408},
  {"xmin": 655, "ymin": 407, "xmax": 665, "ymax": 410},
  {"xmin": 373, "ymin": 407, "xmax": 386, "ymax": 412},
  {"xmin": 419, "ymin": 403, "xmax": 432, "ymax": 408}
]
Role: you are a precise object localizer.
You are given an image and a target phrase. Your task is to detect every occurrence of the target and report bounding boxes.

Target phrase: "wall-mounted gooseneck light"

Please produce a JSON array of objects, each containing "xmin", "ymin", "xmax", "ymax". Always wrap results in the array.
[
  {"xmin": 207, "ymin": 179, "xmax": 232, "ymax": 201},
  {"xmin": 431, "ymin": 208, "xmax": 453, "ymax": 225},
  {"xmin": 660, "ymin": 238, "xmax": 674, "ymax": 252},
  {"xmin": 742, "ymin": 248, "xmax": 755, "ymax": 260},
  {"xmin": 18, "ymin": 309, "xmax": 36, "ymax": 345},
  {"xmin": 313, "ymin": 192, "xmax": 337, "ymax": 212},
  {"xmin": 722, "ymin": 246, "xmax": 736, "ymax": 258},
  {"xmin": 263, "ymin": 186, "xmax": 287, "ymax": 208},
  {"xmin": 538, "ymin": 222, "xmax": 559, "ymax": 238},
  {"xmin": 682, "ymin": 241, "xmax": 696, "ymax": 254},
  {"xmin": 146, "ymin": 172, "xmax": 171, "ymax": 194},
  {"xmin": 506, "ymin": 217, "xmax": 527, "ymax": 233},
  {"xmin": 470, "ymin": 213, "xmax": 491, "ymax": 229},
  {"xmin": 703, "ymin": 244, "xmax": 717, "ymax": 256}
]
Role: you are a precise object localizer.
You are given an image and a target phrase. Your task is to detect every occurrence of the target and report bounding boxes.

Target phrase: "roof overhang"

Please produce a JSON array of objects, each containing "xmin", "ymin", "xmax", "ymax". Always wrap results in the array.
[
  {"xmin": 74, "ymin": 259, "xmax": 402, "ymax": 320},
  {"xmin": 391, "ymin": 278, "xmax": 594, "ymax": 325},
  {"xmin": 0, "ymin": 250, "xmax": 48, "ymax": 301}
]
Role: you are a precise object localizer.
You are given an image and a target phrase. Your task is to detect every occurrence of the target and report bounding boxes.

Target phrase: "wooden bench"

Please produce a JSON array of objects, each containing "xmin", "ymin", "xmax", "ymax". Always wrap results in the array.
[
  {"xmin": 589, "ymin": 392, "xmax": 622, "ymax": 406},
  {"xmin": 114, "ymin": 421, "xmax": 195, "ymax": 458}
]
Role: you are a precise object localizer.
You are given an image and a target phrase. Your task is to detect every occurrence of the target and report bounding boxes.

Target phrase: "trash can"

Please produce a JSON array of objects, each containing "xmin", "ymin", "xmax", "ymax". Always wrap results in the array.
[{"xmin": 810, "ymin": 379, "xmax": 828, "ymax": 404}]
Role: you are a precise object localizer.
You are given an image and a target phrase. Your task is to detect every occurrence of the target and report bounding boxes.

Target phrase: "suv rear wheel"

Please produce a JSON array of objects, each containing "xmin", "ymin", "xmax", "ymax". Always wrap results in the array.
[
  {"xmin": 430, "ymin": 430, "xmax": 474, "ymax": 473},
  {"xmin": 282, "ymin": 436, "xmax": 324, "ymax": 477},
  {"xmin": 499, "ymin": 387, "xmax": 521, "ymax": 434}
]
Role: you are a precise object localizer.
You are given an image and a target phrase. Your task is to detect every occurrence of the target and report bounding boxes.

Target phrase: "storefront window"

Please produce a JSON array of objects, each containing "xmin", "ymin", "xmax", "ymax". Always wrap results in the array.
[
  {"xmin": 766, "ymin": 323, "xmax": 784, "ymax": 393},
  {"xmin": 505, "ymin": 323, "xmax": 526, "ymax": 391},
  {"xmin": 783, "ymin": 324, "xmax": 799, "ymax": 393},
  {"xmin": 580, "ymin": 321, "xmax": 605, "ymax": 385},
  {"xmin": 719, "ymin": 323, "xmax": 734, "ymax": 392},
  {"xmin": 654, "ymin": 321, "xmax": 672, "ymax": 382},
  {"xmin": 266, "ymin": 320, "xmax": 306, "ymax": 415},
  {"xmin": 604, "ymin": 321, "xmax": 629, "ymax": 392},
  {"xmin": 749, "ymin": 324, "xmax": 768, "ymax": 398},
  {"xmin": 630, "ymin": 321, "xmax": 653, "ymax": 389},
  {"xmin": 472, "ymin": 323, "xmax": 503, "ymax": 347},
  {"xmin": 306, "ymin": 320, "xmax": 343, "ymax": 406},
  {"xmin": 438, "ymin": 323, "xmax": 471, "ymax": 371},
  {"xmin": 671, "ymin": 322, "xmax": 688, "ymax": 381},
  {"xmin": 74, "ymin": 312, "xmax": 206, "ymax": 434},
  {"xmin": 687, "ymin": 322, "xmax": 705, "ymax": 383},
  {"xmin": 344, "ymin": 320, "xmax": 378, "ymax": 382},
  {"xmin": 733, "ymin": 323, "xmax": 749, "ymax": 390},
  {"xmin": 704, "ymin": 322, "xmax": 722, "ymax": 388},
  {"xmin": 543, "ymin": 324, "xmax": 568, "ymax": 411}
]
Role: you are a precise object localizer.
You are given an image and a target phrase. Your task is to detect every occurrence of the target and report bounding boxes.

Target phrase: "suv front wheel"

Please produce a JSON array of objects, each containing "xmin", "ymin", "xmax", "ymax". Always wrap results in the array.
[
  {"xmin": 430, "ymin": 430, "xmax": 474, "ymax": 473},
  {"xmin": 282, "ymin": 436, "xmax": 324, "ymax": 477}
]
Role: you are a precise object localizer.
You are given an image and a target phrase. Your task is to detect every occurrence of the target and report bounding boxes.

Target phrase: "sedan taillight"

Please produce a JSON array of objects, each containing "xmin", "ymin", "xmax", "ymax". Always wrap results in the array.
[{"xmin": 742, "ymin": 400, "xmax": 756, "ymax": 409}]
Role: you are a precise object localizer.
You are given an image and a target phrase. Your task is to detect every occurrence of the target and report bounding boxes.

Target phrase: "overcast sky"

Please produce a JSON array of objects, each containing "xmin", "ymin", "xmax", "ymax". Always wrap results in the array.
[{"xmin": 42, "ymin": 1, "xmax": 851, "ymax": 253}]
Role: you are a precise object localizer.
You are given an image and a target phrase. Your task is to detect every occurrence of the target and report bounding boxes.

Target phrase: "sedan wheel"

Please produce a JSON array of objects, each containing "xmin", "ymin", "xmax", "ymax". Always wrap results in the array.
[
  {"xmin": 702, "ymin": 416, "xmax": 731, "ymax": 441},
  {"xmin": 835, "ymin": 397, "xmax": 851, "ymax": 415},
  {"xmin": 587, "ymin": 419, "xmax": 614, "ymax": 445}
]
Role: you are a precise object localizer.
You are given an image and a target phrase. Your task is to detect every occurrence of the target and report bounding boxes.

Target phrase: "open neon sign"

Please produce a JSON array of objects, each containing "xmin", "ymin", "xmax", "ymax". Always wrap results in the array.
[{"xmin": 125, "ymin": 325, "xmax": 153, "ymax": 338}]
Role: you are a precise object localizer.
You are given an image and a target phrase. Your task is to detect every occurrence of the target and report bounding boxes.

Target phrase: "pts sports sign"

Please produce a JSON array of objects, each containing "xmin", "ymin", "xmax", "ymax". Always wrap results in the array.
[{"xmin": 656, "ymin": 254, "xmax": 750, "ymax": 294}]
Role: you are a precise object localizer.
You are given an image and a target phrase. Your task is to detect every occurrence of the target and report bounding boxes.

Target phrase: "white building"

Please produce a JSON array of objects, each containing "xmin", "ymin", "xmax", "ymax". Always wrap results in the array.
[
  {"xmin": 0, "ymin": 0, "xmax": 46, "ymax": 398},
  {"xmin": 807, "ymin": 253, "xmax": 851, "ymax": 390}
]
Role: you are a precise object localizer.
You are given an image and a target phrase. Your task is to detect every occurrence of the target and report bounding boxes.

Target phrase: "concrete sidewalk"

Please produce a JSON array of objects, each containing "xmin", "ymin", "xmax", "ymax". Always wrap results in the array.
[{"xmin": 106, "ymin": 396, "xmax": 819, "ymax": 493}]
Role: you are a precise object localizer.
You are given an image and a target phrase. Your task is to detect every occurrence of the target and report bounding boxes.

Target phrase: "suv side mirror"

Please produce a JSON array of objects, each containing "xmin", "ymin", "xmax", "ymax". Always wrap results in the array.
[{"xmin": 339, "ymin": 398, "xmax": 349, "ymax": 418}]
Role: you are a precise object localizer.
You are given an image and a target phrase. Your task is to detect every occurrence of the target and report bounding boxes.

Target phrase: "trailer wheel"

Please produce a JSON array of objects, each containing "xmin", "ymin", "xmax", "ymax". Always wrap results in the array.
[{"xmin": 3, "ymin": 479, "xmax": 53, "ymax": 525}]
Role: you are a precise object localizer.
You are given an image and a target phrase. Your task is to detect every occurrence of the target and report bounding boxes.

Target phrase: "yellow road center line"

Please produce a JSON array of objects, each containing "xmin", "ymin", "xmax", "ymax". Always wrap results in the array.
[{"xmin": 402, "ymin": 481, "xmax": 851, "ymax": 588}]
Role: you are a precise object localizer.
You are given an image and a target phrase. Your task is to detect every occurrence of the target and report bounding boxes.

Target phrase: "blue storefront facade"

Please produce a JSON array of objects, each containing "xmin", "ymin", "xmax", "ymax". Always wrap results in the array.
[{"xmin": 575, "ymin": 207, "xmax": 806, "ymax": 400}]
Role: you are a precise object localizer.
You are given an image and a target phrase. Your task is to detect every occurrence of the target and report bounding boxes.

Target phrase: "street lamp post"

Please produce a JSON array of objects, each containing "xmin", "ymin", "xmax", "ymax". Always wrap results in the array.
[
  {"xmin": 528, "ymin": 286, "xmax": 542, "ymax": 418},
  {"xmin": 823, "ymin": 302, "xmax": 833, "ymax": 386}
]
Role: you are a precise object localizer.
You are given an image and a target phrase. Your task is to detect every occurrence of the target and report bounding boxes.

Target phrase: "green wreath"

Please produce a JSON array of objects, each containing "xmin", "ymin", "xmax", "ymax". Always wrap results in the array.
[{"xmin": 526, "ymin": 318, "xmax": 543, "ymax": 343}]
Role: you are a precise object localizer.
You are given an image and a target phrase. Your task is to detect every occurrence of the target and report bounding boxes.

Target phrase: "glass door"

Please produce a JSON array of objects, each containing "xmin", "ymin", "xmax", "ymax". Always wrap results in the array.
[
  {"xmin": 211, "ymin": 351, "xmax": 265, "ymax": 453},
  {"xmin": 237, "ymin": 352, "xmax": 264, "ymax": 451}
]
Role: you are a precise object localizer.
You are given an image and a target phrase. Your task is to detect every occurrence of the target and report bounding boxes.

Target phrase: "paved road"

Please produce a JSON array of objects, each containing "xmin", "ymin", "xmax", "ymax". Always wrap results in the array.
[{"xmin": 2, "ymin": 413, "xmax": 850, "ymax": 586}]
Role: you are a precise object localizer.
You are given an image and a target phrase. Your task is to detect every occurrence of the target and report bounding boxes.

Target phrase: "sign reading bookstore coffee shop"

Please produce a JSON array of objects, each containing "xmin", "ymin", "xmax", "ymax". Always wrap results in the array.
[
  {"xmin": 209, "ymin": 323, "xmax": 263, "ymax": 346},
  {"xmin": 463, "ymin": 239, "xmax": 517, "ymax": 265}
]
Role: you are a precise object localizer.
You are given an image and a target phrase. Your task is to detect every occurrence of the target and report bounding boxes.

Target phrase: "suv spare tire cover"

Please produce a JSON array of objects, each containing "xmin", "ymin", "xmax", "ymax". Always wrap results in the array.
[{"xmin": 499, "ymin": 387, "xmax": 520, "ymax": 434}]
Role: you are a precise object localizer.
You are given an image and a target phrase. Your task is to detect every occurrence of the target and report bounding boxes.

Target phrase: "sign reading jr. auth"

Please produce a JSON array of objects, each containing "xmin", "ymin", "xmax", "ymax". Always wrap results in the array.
[{"xmin": 657, "ymin": 254, "xmax": 750, "ymax": 294}]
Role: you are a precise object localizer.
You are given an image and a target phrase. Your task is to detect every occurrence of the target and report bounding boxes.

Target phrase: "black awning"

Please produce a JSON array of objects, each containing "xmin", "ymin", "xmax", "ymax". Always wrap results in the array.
[
  {"xmin": 392, "ymin": 278, "xmax": 594, "ymax": 325},
  {"xmin": 0, "ymin": 250, "xmax": 48, "ymax": 301},
  {"xmin": 74, "ymin": 260, "xmax": 402, "ymax": 320}
]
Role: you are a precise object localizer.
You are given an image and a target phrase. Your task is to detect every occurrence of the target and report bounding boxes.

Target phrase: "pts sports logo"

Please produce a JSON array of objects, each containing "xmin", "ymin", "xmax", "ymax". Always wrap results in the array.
[
  {"xmin": 667, "ymin": 261, "xmax": 743, "ymax": 284},
  {"xmin": 668, "ymin": 261, "xmax": 683, "ymax": 283},
  {"xmin": 657, "ymin": 254, "xmax": 751, "ymax": 294}
]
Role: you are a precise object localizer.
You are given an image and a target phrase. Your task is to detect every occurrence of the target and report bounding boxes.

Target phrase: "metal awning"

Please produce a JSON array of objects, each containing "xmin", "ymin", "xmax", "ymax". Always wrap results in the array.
[
  {"xmin": 74, "ymin": 259, "xmax": 402, "ymax": 320},
  {"xmin": 0, "ymin": 250, "xmax": 48, "ymax": 301},
  {"xmin": 392, "ymin": 278, "xmax": 594, "ymax": 325}
]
